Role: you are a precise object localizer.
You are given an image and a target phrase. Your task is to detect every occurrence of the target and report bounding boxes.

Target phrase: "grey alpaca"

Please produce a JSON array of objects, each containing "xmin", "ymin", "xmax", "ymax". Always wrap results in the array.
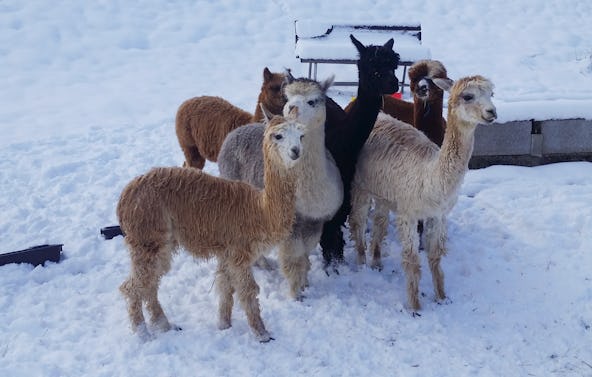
[{"xmin": 218, "ymin": 76, "xmax": 343, "ymax": 299}]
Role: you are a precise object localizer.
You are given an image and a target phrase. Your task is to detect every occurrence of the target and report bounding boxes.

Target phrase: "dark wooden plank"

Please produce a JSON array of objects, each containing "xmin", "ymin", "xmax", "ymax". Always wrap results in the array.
[{"xmin": 0, "ymin": 244, "xmax": 63, "ymax": 267}]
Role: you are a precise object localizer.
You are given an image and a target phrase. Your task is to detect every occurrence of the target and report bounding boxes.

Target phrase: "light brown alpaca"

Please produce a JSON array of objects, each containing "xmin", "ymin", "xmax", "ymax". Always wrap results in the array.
[
  {"xmin": 350, "ymin": 75, "xmax": 496, "ymax": 312},
  {"xmin": 118, "ymin": 113, "xmax": 306, "ymax": 342},
  {"xmin": 175, "ymin": 67, "xmax": 287, "ymax": 169}
]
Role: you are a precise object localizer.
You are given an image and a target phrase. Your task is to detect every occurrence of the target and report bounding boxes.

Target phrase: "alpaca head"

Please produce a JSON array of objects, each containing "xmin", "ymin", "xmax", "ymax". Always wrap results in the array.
[
  {"xmin": 408, "ymin": 60, "xmax": 448, "ymax": 102},
  {"xmin": 282, "ymin": 75, "xmax": 334, "ymax": 128},
  {"xmin": 263, "ymin": 114, "xmax": 307, "ymax": 170},
  {"xmin": 260, "ymin": 67, "xmax": 288, "ymax": 113},
  {"xmin": 350, "ymin": 34, "xmax": 400, "ymax": 95},
  {"xmin": 434, "ymin": 75, "xmax": 497, "ymax": 128}
]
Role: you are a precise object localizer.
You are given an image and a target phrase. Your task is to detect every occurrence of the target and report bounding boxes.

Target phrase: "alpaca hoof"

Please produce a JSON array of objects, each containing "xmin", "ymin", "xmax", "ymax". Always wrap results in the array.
[
  {"xmin": 370, "ymin": 259, "xmax": 383, "ymax": 271},
  {"xmin": 323, "ymin": 259, "xmax": 341, "ymax": 276},
  {"xmin": 412, "ymin": 311, "xmax": 422, "ymax": 318},
  {"xmin": 218, "ymin": 320, "xmax": 232, "ymax": 331},
  {"xmin": 436, "ymin": 296, "xmax": 452, "ymax": 306},
  {"xmin": 293, "ymin": 292, "xmax": 306, "ymax": 302},
  {"xmin": 257, "ymin": 331, "xmax": 274, "ymax": 343},
  {"xmin": 134, "ymin": 323, "xmax": 155, "ymax": 342},
  {"xmin": 152, "ymin": 317, "xmax": 177, "ymax": 333}
]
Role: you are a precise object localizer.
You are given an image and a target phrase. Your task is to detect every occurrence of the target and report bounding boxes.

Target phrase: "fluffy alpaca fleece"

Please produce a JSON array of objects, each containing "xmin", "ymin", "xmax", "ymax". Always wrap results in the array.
[
  {"xmin": 319, "ymin": 34, "xmax": 400, "ymax": 270},
  {"xmin": 349, "ymin": 75, "xmax": 496, "ymax": 311},
  {"xmin": 218, "ymin": 76, "xmax": 343, "ymax": 299},
  {"xmin": 175, "ymin": 67, "xmax": 286, "ymax": 169},
  {"xmin": 118, "ymin": 115, "xmax": 306, "ymax": 342}
]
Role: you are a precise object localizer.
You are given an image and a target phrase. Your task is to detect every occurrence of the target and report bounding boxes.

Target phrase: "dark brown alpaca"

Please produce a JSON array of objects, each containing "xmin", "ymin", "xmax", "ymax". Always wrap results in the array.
[
  {"xmin": 320, "ymin": 35, "xmax": 400, "ymax": 271},
  {"xmin": 175, "ymin": 68, "xmax": 287, "ymax": 169},
  {"xmin": 381, "ymin": 60, "xmax": 448, "ymax": 146}
]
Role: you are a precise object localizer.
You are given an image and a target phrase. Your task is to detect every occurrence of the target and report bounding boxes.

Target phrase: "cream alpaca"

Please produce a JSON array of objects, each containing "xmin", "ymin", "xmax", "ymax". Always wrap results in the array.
[
  {"xmin": 118, "ymin": 113, "xmax": 306, "ymax": 342},
  {"xmin": 349, "ymin": 75, "xmax": 496, "ymax": 311}
]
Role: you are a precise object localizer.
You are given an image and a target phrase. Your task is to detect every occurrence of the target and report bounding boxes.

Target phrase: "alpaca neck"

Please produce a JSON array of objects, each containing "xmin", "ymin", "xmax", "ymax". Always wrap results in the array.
[
  {"xmin": 293, "ymin": 122, "xmax": 342, "ymax": 219},
  {"xmin": 301, "ymin": 125, "xmax": 326, "ymax": 167},
  {"xmin": 260, "ymin": 150, "xmax": 297, "ymax": 237},
  {"xmin": 434, "ymin": 112, "xmax": 475, "ymax": 195},
  {"xmin": 253, "ymin": 93, "xmax": 283, "ymax": 121},
  {"xmin": 341, "ymin": 82, "xmax": 382, "ymax": 154},
  {"xmin": 414, "ymin": 96, "xmax": 444, "ymax": 146}
]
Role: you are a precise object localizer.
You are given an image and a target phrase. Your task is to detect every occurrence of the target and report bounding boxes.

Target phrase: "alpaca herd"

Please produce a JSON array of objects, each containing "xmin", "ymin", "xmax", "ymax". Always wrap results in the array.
[{"xmin": 116, "ymin": 34, "xmax": 497, "ymax": 341}]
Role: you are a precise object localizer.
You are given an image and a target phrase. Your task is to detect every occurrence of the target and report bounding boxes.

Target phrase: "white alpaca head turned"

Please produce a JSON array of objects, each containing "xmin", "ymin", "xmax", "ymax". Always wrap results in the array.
[
  {"xmin": 434, "ymin": 76, "xmax": 497, "ymax": 127},
  {"xmin": 282, "ymin": 76, "xmax": 334, "ymax": 128},
  {"xmin": 264, "ymin": 115, "xmax": 307, "ymax": 169}
]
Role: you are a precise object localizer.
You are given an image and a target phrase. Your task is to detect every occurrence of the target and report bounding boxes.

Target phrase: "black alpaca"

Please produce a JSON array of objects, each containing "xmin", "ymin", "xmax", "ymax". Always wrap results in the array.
[{"xmin": 321, "ymin": 35, "xmax": 400, "ymax": 271}]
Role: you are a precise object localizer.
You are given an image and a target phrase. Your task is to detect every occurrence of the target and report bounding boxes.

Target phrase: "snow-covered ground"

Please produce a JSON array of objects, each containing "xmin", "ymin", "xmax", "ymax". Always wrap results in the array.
[{"xmin": 1, "ymin": 1, "xmax": 591, "ymax": 376}]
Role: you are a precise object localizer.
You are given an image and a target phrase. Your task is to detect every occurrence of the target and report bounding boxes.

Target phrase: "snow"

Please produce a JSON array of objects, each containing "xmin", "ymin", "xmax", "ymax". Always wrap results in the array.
[{"xmin": 1, "ymin": 1, "xmax": 591, "ymax": 376}]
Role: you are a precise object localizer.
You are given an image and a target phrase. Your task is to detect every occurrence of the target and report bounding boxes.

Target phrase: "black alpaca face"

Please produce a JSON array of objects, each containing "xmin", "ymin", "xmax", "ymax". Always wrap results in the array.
[{"xmin": 351, "ymin": 35, "xmax": 400, "ymax": 94}]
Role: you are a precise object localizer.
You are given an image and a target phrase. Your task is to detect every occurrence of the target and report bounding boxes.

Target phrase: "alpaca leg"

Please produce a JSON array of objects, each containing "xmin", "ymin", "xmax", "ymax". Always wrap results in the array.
[
  {"xmin": 396, "ymin": 216, "xmax": 422, "ymax": 311},
  {"xmin": 279, "ymin": 236, "xmax": 308, "ymax": 300},
  {"xmin": 253, "ymin": 255, "xmax": 275, "ymax": 271},
  {"xmin": 349, "ymin": 189, "xmax": 371, "ymax": 266},
  {"xmin": 425, "ymin": 216, "xmax": 447, "ymax": 301},
  {"xmin": 142, "ymin": 243, "xmax": 177, "ymax": 332},
  {"xmin": 230, "ymin": 264, "xmax": 271, "ymax": 342},
  {"xmin": 120, "ymin": 240, "xmax": 170, "ymax": 339},
  {"xmin": 181, "ymin": 145, "xmax": 205, "ymax": 169},
  {"xmin": 320, "ymin": 207, "xmax": 347, "ymax": 271},
  {"xmin": 301, "ymin": 227, "xmax": 321, "ymax": 288},
  {"xmin": 119, "ymin": 276, "xmax": 149, "ymax": 338},
  {"xmin": 368, "ymin": 200, "xmax": 390, "ymax": 271},
  {"xmin": 216, "ymin": 261, "xmax": 235, "ymax": 330}
]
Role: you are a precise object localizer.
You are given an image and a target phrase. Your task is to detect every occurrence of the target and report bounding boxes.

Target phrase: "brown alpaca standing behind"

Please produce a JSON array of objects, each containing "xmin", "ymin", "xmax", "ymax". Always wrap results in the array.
[
  {"xmin": 175, "ymin": 67, "xmax": 287, "ymax": 169},
  {"xmin": 383, "ymin": 59, "xmax": 448, "ymax": 146},
  {"xmin": 118, "ymin": 114, "xmax": 306, "ymax": 342}
]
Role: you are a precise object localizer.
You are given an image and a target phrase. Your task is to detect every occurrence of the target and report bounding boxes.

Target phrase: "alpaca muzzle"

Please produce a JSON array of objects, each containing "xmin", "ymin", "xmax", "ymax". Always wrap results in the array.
[
  {"xmin": 289, "ymin": 146, "xmax": 300, "ymax": 160},
  {"xmin": 416, "ymin": 77, "xmax": 431, "ymax": 98},
  {"xmin": 482, "ymin": 107, "xmax": 497, "ymax": 123}
]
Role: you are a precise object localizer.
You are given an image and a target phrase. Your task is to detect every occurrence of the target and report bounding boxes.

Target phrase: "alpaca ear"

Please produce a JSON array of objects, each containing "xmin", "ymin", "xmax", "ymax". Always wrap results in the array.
[
  {"xmin": 350, "ymin": 34, "xmax": 366, "ymax": 53},
  {"xmin": 320, "ymin": 75, "xmax": 335, "ymax": 93},
  {"xmin": 263, "ymin": 67, "xmax": 273, "ymax": 82},
  {"xmin": 284, "ymin": 67, "xmax": 295, "ymax": 84},
  {"xmin": 383, "ymin": 38, "xmax": 395, "ymax": 51},
  {"xmin": 432, "ymin": 78, "xmax": 454, "ymax": 92},
  {"xmin": 259, "ymin": 104, "xmax": 274, "ymax": 123}
]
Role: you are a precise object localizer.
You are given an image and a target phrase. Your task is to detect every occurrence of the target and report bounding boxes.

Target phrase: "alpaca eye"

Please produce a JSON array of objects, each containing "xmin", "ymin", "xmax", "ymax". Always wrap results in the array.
[
  {"xmin": 462, "ymin": 94, "xmax": 474, "ymax": 101},
  {"xmin": 300, "ymin": 135, "xmax": 304, "ymax": 141},
  {"xmin": 307, "ymin": 100, "xmax": 315, "ymax": 106},
  {"xmin": 271, "ymin": 85, "xmax": 281, "ymax": 92},
  {"xmin": 274, "ymin": 134, "xmax": 283, "ymax": 140}
]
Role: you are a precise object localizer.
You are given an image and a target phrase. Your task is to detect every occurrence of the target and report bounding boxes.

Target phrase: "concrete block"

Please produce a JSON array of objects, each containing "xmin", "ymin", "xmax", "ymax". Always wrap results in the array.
[
  {"xmin": 540, "ymin": 119, "xmax": 592, "ymax": 154},
  {"xmin": 473, "ymin": 120, "xmax": 532, "ymax": 156}
]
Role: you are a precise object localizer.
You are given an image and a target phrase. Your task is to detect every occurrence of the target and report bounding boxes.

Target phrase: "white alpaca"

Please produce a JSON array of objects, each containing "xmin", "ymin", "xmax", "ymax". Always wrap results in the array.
[
  {"xmin": 218, "ymin": 76, "xmax": 343, "ymax": 299},
  {"xmin": 117, "ymin": 113, "xmax": 306, "ymax": 342},
  {"xmin": 350, "ymin": 75, "xmax": 497, "ymax": 311}
]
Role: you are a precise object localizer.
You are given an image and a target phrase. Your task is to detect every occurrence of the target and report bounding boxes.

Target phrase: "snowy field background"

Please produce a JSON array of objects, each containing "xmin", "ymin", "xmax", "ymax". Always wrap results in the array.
[{"xmin": 1, "ymin": 1, "xmax": 591, "ymax": 376}]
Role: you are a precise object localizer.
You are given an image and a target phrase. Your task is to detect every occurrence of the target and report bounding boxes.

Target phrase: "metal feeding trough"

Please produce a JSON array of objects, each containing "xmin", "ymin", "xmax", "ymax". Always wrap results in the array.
[{"xmin": 0, "ymin": 244, "xmax": 63, "ymax": 267}]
